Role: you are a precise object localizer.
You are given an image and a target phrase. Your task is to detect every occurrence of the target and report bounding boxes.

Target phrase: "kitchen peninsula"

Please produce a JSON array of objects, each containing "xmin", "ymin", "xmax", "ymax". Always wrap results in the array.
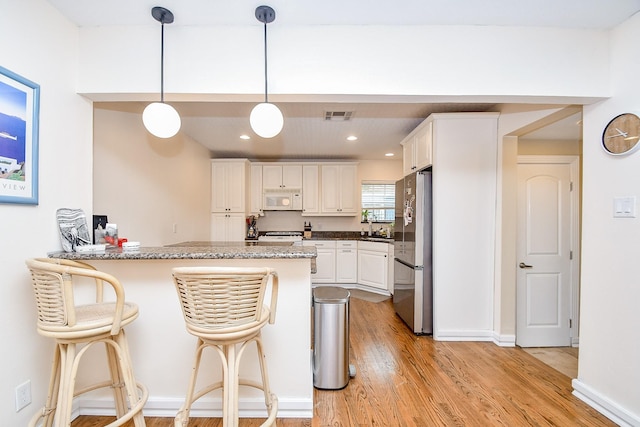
[{"xmin": 47, "ymin": 242, "xmax": 317, "ymax": 419}]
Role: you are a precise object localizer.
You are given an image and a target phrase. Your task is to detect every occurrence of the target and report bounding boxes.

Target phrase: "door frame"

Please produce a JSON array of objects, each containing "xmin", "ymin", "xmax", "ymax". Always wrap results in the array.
[{"xmin": 517, "ymin": 155, "xmax": 581, "ymax": 346}]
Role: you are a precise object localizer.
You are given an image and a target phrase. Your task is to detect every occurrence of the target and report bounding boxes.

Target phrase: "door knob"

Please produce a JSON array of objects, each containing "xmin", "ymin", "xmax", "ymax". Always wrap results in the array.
[{"xmin": 519, "ymin": 262, "xmax": 533, "ymax": 269}]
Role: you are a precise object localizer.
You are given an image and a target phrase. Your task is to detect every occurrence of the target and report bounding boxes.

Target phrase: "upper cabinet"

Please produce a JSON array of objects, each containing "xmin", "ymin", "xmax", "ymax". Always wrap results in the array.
[
  {"xmin": 302, "ymin": 164, "xmax": 320, "ymax": 215},
  {"xmin": 249, "ymin": 163, "xmax": 263, "ymax": 216},
  {"xmin": 320, "ymin": 163, "xmax": 358, "ymax": 215},
  {"xmin": 211, "ymin": 159, "xmax": 249, "ymax": 213},
  {"xmin": 402, "ymin": 120, "xmax": 432, "ymax": 176},
  {"xmin": 262, "ymin": 164, "xmax": 303, "ymax": 189}
]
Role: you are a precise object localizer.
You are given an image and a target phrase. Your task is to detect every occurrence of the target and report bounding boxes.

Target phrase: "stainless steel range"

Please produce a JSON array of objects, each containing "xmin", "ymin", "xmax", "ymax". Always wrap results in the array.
[{"xmin": 258, "ymin": 231, "xmax": 303, "ymax": 244}]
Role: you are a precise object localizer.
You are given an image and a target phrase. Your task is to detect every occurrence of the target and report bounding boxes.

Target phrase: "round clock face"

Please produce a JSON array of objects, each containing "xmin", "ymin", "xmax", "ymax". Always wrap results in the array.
[{"xmin": 602, "ymin": 113, "xmax": 640, "ymax": 155}]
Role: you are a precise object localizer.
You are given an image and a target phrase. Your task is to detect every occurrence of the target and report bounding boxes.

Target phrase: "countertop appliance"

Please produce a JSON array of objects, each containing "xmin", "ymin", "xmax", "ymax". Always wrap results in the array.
[
  {"xmin": 393, "ymin": 169, "xmax": 432, "ymax": 334},
  {"xmin": 263, "ymin": 189, "xmax": 302, "ymax": 211},
  {"xmin": 258, "ymin": 231, "xmax": 303, "ymax": 244}
]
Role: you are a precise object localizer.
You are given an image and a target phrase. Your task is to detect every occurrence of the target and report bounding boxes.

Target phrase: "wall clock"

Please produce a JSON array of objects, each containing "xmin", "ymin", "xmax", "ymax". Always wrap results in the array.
[{"xmin": 602, "ymin": 113, "xmax": 640, "ymax": 155}]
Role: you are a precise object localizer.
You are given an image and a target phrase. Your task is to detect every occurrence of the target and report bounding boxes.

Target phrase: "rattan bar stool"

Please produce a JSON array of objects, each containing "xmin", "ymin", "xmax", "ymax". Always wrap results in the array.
[
  {"xmin": 172, "ymin": 266, "xmax": 279, "ymax": 427},
  {"xmin": 25, "ymin": 258, "xmax": 148, "ymax": 427}
]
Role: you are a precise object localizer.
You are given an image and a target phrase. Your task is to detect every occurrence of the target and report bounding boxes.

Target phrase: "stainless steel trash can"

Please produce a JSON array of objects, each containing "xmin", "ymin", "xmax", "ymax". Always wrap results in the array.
[{"xmin": 312, "ymin": 286, "xmax": 350, "ymax": 389}]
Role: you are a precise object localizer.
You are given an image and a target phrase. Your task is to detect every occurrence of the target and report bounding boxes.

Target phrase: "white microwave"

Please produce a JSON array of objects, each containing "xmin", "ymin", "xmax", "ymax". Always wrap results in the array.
[{"xmin": 263, "ymin": 189, "xmax": 302, "ymax": 211}]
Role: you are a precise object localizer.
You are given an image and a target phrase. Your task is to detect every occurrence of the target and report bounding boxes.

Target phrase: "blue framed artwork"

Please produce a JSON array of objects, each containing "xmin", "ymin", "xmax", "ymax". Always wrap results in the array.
[{"xmin": 0, "ymin": 65, "xmax": 40, "ymax": 205}]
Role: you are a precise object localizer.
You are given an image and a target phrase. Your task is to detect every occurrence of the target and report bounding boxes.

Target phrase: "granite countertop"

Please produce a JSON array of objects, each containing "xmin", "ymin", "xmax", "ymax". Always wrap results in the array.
[
  {"xmin": 301, "ymin": 231, "xmax": 394, "ymax": 242},
  {"xmin": 48, "ymin": 241, "xmax": 317, "ymax": 261}
]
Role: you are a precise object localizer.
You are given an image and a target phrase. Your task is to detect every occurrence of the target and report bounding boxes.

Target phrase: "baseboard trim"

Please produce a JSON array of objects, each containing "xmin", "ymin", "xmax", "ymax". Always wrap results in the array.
[
  {"xmin": 434, "ymin": 330, "xmax": 516, "ymax": 347},
  {"xmin": 572, "ymin": 379, "xmax": 639, "ymax": 427},
  {"xmin": 75, "ymin": 396, "xmax": 314, "ymax": 419},
  {"xmin": 492, "ymin": 332, "xmax": 516, "ymax": 347},
  {"xmin": 434, "ymin": 329, "xmax": 493, "ymax": 342}
]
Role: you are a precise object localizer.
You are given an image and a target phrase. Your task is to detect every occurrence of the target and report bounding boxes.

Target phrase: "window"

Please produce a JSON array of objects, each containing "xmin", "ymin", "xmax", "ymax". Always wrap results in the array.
[{"xmin": 361, "ymin": 181, "xmax": 395, "ymax": 222}]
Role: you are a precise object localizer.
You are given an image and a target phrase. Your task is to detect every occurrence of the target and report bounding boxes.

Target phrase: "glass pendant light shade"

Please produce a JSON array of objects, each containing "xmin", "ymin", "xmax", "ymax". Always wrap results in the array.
[
  {"xmin": 251, "ymin": 6, "xmax": 283, "ymax": 139},
  {"xmin": 144, "ymin": 7, "xmax": 180, "ymax": 139},
  {"xmin": 143, "ymin": 102, "xmax": 181, "ymax": 138},
  {"xmin": 250, "ymin": 102, "xmax": 284, "ymax": 138}
]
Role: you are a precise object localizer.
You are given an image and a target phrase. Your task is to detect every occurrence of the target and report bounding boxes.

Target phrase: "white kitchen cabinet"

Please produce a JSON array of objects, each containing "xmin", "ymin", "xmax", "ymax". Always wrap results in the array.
[
  {"xmin": 303, "ymin": 240, "xmax": 337, "ymax": 284},
  {"xmin": 402, "ymin": 120, "xmax": 432, "ymax": 176},
  {"xmin": 211, "ymin": 159, "xmax": 249, "ymax": 213},
  {"xmin": 357, "ymin": 241, "xmax": 389, "ymax": 291},
  {"xmin": 302, "ymin": 164, "xmax": 320, "ymax": 215},
  {"xmin": 262, "ymin": 164, "xmax": 302, "ymax": 189},
  {"xmin": 210, "ymin": 213, "xmax": 245, "ymax": 242},
  {"xmin": 336, "ymin": 241, "xmax": 358, "ymax": 283},
  {"xmin": 320, "ymin": 163, "xmax": 358, "ymax": 215},
  {"xmin": 249, "ymin": 164, "xmax": 263, "ymax": 216}
]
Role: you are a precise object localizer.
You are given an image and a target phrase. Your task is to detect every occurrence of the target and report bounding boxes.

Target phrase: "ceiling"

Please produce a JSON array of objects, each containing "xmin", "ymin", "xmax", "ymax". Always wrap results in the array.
[{"xmin": 53, "ymin": 0, "xmax": 639, "ymax": 160}]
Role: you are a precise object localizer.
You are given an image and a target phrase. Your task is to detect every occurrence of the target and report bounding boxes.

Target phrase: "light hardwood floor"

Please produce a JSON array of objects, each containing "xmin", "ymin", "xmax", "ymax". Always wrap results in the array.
[
  {"xmin": 523, "ymin": 346, "xmax": 579, "ymax": 378},
  {"xmin": 71, "ymin": 296, "xmax": 613, "ymax": 426}
]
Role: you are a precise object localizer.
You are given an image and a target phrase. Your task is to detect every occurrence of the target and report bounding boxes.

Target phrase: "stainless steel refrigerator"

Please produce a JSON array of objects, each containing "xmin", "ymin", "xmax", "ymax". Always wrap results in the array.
[{"xmin": 393, "ymin": 169, "xmax": 432, "ymax": 334}]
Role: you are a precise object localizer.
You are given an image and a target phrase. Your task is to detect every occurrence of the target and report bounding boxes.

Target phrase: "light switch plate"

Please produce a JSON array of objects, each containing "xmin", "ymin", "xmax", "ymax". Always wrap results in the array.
[{"xmin": 613, "ymin": 196, "xmax": 636, "ymax": 218}]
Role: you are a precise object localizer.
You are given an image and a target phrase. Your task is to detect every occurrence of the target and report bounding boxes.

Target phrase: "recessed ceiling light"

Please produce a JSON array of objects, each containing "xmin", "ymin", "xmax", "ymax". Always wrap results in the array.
[
  {"xmin": 346, "ymin": 135, "xmax": 358, "ymax": 141},
  {"xmin": 385, "ymin": 152, "xmax": 394, "ymax": 157},
  {"xmin": 240, "ymin": 134, "xmax": 251, "ymax": 140}
]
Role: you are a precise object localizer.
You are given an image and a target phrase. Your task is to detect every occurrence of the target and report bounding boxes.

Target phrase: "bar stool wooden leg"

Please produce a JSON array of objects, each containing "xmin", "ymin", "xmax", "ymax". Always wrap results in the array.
[
  {"xmin": 175, "ymin": 339, "xmax": 207, "ymax": 426},
  {"xmin": 225, "ymin": 343, "xmax": 239, "ymax": 426},
  {"xmin": 112, "ymin": 330, "xmax": 147, "ymax": 426},
  {"xmin": 255, "ymin": 334, "xmax": 275, "ymax": 415},
  {"xmin": 106, "ymin": 341, "xmax": 128, "ymax": 418},
  {"xmin": 52, "ymin": 342, "xmax": 77, "ymax": 427},
  {"xmin": 29, "ymin": 345, "xmax": 60, "ymax": 427}
]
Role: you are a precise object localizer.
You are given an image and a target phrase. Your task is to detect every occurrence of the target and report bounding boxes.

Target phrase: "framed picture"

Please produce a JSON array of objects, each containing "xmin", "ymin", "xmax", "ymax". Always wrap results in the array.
[{"xmin": 0, "ymin": 65, "xmax": 40, "ymax": 204}]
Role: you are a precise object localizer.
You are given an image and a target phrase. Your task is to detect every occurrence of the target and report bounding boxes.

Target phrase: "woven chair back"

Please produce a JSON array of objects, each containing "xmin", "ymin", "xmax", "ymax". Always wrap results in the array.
[
  {"xmin": 172, "ymin": 267, "xmax": 276, "ymax": 331},
  {"xmin": 25, "ymin": 258, "xmax": 102, "ymax": 329}
]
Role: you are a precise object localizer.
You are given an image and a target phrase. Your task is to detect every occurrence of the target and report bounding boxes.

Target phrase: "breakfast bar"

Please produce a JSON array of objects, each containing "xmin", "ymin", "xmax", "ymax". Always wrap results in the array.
[{"xmin": 47, "ymin": 242, "xmax": 317, "ymax": 419}]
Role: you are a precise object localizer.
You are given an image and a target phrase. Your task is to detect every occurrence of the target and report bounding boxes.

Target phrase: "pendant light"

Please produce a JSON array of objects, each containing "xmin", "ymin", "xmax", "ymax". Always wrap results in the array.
[
  {"xmin": 250, "ymin": 5, "xmax": 284, "ymax": 139},
  {"xmin": 143, "ymin": 6, "xmax": 181, "ymax": 138}
]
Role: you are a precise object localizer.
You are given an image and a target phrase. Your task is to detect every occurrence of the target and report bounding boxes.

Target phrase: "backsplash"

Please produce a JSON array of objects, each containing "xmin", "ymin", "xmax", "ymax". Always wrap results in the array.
[{"xmin": 255, "ymin": 211, "xmax": 362, "ymax": 232}]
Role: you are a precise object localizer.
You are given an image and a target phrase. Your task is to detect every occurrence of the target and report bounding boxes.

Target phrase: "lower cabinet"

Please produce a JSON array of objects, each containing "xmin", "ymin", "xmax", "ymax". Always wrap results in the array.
[
  {"xmin": 357, "ymin": 241, "xmax": 389, "ymax": 291},
  {"xmin": 336, "ymin": 241, "xmax": 358, "ymax": 283},
  {"xmin": 210, "ymin": 213, "xmax": 245, "ymax": 242},
  {"xmin": 303, "ymin": 240, "xmax": 336, "ymax": 283},
  {"xmin": 304, "ymin": 239, "xmax": 391, "ymax": 292}
]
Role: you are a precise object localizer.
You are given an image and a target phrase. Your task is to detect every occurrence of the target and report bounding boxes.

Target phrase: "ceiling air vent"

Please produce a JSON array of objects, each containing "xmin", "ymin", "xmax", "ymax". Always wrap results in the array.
[{"xmin": 324, "ymin": 111, "xmax": 354, "ymax": 121}]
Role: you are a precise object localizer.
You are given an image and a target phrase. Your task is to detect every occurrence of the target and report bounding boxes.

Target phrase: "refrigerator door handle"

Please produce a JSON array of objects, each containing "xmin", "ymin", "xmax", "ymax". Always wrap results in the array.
[{"xmin": 394, "ymin": 257, "xmax": 423, "ymax": 270}]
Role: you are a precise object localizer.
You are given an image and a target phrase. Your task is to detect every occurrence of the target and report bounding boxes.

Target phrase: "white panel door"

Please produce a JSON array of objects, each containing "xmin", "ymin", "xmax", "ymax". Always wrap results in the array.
[
  {"xmin": 358, "ymin": 250, "xmax": 388, "ymax": 291},
  {"xmin": 250, "ymin": 164, "xmax": 263, "ymax": 216},
  {"xmin": 211, "ymin": 161, "xmax": 246, "ymax": 213},
  {"xmin": 211, "ymin": 213, "xmax": 246, "ymax": 242},
  {"xmin": 313, "ymin": 249, "xmax": 336, "ymax": 283},
  {"xmin": 338, "ymin": 164, "xmax": 358, "ymax": 213},
  {"xmin": 302, "ymin": 164, "xmax": 319, "ymax": 214},
  {"xmin": 210, "ymin": 213, "xmax": 227, "ymax": 241},
  {"xmin": 336, "ymin": 242, "xmax": 358, "ymax": 283},
  {"xmin": 282, "ymin": 165, "xmax": 302, "ymax": 188},
  {"xmin": 320, "ymin": 165, "xmax": 340, "ymax": 213},
  {"xmin": 516, "ymin": 163, "xmax": 572, "ymax": 347}
]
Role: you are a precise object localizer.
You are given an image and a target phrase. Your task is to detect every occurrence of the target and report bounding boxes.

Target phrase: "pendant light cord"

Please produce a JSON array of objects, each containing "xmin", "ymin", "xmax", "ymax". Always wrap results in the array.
[
  {"xmin": 160, "ymin": 21, "xmax": 165, "ymax": 103},
  {"xmin": 263, "ymin": 22, "xmax": 268, "ymax": 103}
]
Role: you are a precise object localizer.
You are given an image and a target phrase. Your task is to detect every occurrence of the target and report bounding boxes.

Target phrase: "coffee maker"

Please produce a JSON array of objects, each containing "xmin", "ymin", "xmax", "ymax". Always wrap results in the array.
[{"xmin": 246, "ymin": 216, "xmax": 258, "ymax": 239}]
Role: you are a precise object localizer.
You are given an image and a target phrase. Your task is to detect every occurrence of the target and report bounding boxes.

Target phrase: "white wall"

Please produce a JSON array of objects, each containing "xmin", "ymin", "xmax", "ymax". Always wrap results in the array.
[
  {"xmin": 573, "ymin": 12, "xmax": 640, "ymax": 425},
  {"xmin": 76, "ymin": 25, "xmax": 610, "ymax": 104},
  {"xmin": 432, "ymin": 113, "xmax": 499, "ymax": 341},
  {"xmin": 0, "ymin": 0, "xmax": 92, "ymax": 424},
  {"xmin": 93, "ymin": 104, "xmax": 211, "ymax": 246},
  {"xmin": 3, "ymin": 2, "xmax": 640, "ymax": 423}
]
